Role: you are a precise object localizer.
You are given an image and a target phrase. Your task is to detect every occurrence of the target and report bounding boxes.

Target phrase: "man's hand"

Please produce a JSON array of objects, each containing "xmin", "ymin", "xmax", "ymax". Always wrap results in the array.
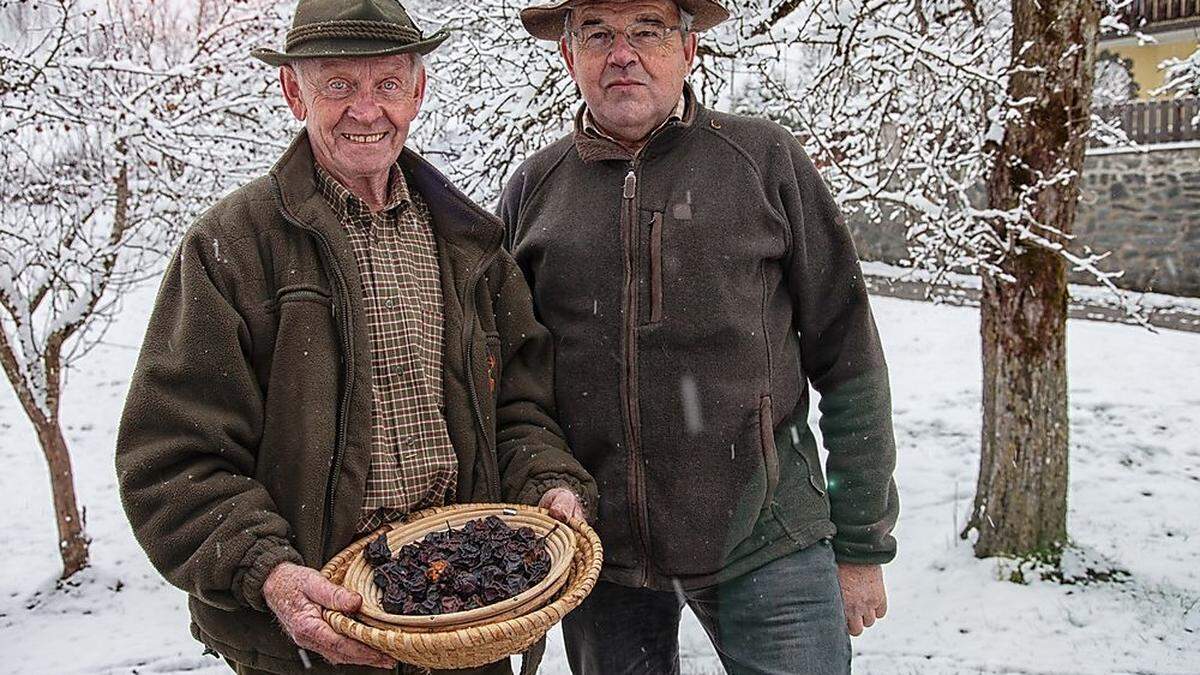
[
  {"xmin": 539, "ymin": 487, "xmax": 586, "ymax": 523},
  {"xmin": 262, "ymin": 562, "xmax": 397, "ymax": 669},
  {"xmin": 836, "ymin": 562, "xmax": 888, "ymax": 636}
]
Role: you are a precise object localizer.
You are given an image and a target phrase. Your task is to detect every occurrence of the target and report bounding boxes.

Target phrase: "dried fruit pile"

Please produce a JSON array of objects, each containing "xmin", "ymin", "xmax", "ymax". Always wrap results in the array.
[{"xmin": 366, "ymin": 515, "xmax": 553, "ymax": 616}]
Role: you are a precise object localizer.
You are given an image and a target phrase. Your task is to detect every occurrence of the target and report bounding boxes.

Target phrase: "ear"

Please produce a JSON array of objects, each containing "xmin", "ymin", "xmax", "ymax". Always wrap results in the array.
[
  {"xmin": 560, "ymin": 37, "xmax": 578, "ymax": 81},
  {"xmin": 280, "ymin": 65, "xmax": 307, "ymax": 121},
  {"xmin": 683, "ymin": 31, "xmax": 698, "ymax": 70}
]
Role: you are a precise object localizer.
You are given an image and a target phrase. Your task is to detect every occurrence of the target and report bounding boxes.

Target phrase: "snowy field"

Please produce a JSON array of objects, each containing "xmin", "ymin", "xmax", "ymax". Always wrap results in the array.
[{"xmin": 1, "ymin": 285, "xmax": 1197, "ymax": 675}]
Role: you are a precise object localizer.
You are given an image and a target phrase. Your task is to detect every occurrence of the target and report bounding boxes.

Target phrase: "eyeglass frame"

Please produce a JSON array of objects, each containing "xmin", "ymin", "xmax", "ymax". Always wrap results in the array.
[{"xmin": 562, "ymin": 9, "xmax": 693, "ymax": 52}]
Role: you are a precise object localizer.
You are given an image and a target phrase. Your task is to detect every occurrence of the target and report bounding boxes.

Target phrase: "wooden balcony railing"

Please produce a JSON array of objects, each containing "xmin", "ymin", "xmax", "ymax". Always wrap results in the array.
[
  {"xmin": 1112, "ymin": 0, "xmax": 1200, "ymax": 30},
  {"xmin": 1092, "ymin": 97, "xmax": 1200, "ymax": 146}
]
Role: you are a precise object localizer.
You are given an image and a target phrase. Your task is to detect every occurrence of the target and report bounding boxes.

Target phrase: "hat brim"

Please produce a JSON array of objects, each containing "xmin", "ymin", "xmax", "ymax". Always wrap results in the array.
[
  {"xmin": 251, "ymin": 29, "xmax": 450, "ymax": 67},
  {"xmin": 520, "ymin": 0, "xmax": 729, "ymax": 41}
]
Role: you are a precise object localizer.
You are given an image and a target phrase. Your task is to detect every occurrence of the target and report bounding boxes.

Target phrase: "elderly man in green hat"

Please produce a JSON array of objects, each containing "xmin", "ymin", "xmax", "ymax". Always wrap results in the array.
[
  {"xmin": 116, "ymin": 1, "xmax": 595, "ymax": 673},
  {"xmin": 500, "ymin": 1, "xmax": 899, "ymax": 673}
]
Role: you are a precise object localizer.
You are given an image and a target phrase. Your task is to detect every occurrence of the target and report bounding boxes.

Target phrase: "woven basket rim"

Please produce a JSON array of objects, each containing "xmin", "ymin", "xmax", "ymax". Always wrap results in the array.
[
  {"xmin": 321, "ymin": 503, "xmax": 603, "ymax": 668},
  {"xmin": 345, "ymin": 506, "xmax": 576, "ymax": 627}
]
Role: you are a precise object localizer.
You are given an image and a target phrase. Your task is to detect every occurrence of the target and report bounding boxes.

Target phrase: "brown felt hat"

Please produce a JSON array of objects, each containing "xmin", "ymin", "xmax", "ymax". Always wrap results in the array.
[
  {"xmin": 520, "ymin": 0, "xmax": 730, "ymax": 41},
  {"xmin": 251, "ymin": 0, "xmax": 449, "ymax": 67}
]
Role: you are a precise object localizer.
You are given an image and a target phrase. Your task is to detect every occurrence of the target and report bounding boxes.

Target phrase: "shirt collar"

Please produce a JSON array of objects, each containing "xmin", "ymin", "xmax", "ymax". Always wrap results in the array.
[
  {"xmin": 314, "ymin": 163, "xmax": 411, "ymax": 225},
  {"xmin": 582, "ymin": 90, "xmax": 688, "ymax": 143}
]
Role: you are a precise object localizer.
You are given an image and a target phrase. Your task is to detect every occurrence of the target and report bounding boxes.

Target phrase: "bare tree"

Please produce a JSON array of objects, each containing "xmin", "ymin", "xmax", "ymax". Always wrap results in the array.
[
  {"xmin": 969, "ymin": 0, "xmax": 1101, "ymax": 557},
  {"xmin": 408, "ymin": 1, "xmax": 579, "ymax": 200},
  {"xmin": 0, "ymin": 0, "xmax": 289, "ymax": 578},
  {"xmin": 722, "ymin": 0, "xmax": 1110, "ymax": 560},
  {"xmin": 684, "ymin": 0, "xmax": 1122, "ymax": 561}
]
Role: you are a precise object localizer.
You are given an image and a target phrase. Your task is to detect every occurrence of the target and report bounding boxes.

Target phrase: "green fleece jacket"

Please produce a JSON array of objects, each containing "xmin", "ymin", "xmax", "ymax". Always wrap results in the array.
[{"xmin": 501, "ymin": 88, "xmax": 898, "ymax": 591}]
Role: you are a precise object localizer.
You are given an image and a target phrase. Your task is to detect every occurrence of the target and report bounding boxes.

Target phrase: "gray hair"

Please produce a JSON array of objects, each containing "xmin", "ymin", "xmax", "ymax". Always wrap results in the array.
[
  {"xmin": 408, "ymin": 52, "xmax": 425, "ymax": 78},
  {"xmin": 563, "ymin": 7, "xmax": 695, "ymax": 44},
  {"xmin": 679, "ymin": 10, "xmax": 695, "ymax": 31}
]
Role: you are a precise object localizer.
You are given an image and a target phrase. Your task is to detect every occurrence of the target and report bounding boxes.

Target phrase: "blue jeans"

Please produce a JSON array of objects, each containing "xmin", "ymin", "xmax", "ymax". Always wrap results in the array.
[{"xmin": 562, "ymin": 540, "xmax": 851, "ymax": 675}]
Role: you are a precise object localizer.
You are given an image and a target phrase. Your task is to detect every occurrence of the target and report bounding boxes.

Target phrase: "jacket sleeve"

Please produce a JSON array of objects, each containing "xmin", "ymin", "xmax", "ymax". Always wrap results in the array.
[
  {"xmin": 489, "ymin": 252, "xmax": 598, "ymax": 521},
  {"xmin": 779, "ymin": 137, "xmax": 900, "ymax": 565},
  {"xmin": 116, "ymin": 226, "xmax": 303, "ymax": 613}
]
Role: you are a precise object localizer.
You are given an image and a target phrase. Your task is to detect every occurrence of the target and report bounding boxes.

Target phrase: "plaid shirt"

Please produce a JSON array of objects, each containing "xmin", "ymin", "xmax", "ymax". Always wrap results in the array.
[{"xmin": 315, "ymin": 165, "xmax": 457, "ymax": 533}]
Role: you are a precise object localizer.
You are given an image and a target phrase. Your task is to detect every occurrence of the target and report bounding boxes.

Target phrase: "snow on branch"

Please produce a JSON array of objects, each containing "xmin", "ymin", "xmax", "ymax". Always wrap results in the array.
[
  {"xmin": 714, "ymin": 0, "xmax": 1146, "ymax": 320},
  {"xmin": 412, "ymin": 1, "xmax": 1143, "ymax": 319},
  {"xmin": 1155, "ymin": 46, "xmax": 1200, "ymax": 126},
  {"xmin": 0, "ymin": 0, "xmax": 293, "ymax": 417}
]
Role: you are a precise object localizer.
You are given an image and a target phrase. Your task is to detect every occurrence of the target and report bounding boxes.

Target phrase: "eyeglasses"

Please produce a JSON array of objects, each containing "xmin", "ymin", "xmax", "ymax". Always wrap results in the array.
[{"xmin": 569, "ymin": 21, "xmax": 684, "ymax": 52}]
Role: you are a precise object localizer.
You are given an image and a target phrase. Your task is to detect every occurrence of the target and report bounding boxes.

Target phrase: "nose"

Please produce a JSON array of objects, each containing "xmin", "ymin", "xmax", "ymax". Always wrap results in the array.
[
  {"xmin": 346, "ymin": 89, "xmax": 383, "ymax": 124},
  {"xmin": 606, "ymin": 31, "xmax": 639, "ymax": 69}
]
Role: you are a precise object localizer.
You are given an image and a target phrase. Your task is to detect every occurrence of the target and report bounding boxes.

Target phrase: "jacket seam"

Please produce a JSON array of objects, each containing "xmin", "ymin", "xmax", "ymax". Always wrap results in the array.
[
  {"xmin": 760, "ymin": 260, "xmax": 774, "ymax": 401},
  {"xmin": 606, "ymin": 528, "xmax": 814, "ymax": 591},
  {"xmin": 698, "ymin": 124, "xmax": 791, "ymax": 249}
]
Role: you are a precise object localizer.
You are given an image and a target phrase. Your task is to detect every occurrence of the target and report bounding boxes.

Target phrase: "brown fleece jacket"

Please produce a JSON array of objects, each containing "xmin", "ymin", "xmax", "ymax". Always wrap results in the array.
[{"xmin": 116, "ymin": 132, "xmax": 596, "ymax": 673}]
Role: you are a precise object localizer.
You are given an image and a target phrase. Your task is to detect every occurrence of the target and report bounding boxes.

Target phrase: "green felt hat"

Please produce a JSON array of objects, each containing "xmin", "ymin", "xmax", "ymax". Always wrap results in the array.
[{"xmin": 252, "ymin": 0, "xmax": 449, "ymax": 67}]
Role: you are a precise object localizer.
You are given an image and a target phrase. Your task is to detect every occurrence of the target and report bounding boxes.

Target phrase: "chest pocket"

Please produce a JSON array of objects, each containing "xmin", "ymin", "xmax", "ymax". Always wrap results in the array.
[
  {"xmin": 635, "ymin": 210, "xmax": 665, "ymax": 325},
  {"xmin": 245, "ymin": 285, "xmax": 336, "ymax": 394}
]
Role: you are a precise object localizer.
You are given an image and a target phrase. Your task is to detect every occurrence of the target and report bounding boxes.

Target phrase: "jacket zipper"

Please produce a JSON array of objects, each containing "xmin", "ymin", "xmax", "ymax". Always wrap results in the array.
[
  {"xmin": 619, "ymin": 116, "xmax": 688, "ymax": 586},
  {"xmin": 463, "ymin": 248, "xmax": 503, "ymax": 501},
  {"xmin": 277, "ymin": 228, "xmax": 355, "ymax": 559},
  {"xmin": 274, "ymin": 205, "xmax": 356, "ymax": 562},
  {"xmin": 621, "ymin": 164, "xmax": 652, "ymax": 587},
  {"xmin": 316, "ymin": 238, "xmax": 355, "ymax": 562}
]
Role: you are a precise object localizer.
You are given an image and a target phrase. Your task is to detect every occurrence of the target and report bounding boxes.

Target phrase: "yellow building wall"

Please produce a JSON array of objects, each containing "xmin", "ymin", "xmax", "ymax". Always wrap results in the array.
[{"xmin": 1103, "ymin": 38, "xmax": 1199, "ymax": 99}]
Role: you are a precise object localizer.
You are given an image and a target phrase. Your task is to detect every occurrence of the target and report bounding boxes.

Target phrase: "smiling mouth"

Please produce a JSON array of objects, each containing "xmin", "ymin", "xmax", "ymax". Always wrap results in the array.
[{"xmin": 342, "ymin": 132, "xmax": 387, "ymax": 144}]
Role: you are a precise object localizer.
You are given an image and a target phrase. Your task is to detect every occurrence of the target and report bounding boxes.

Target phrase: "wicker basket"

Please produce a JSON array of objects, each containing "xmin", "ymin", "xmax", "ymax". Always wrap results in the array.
[
  {"xmin": 322, "ymin": 503, "xmax": 603, "ymax": 670},
  {"xmin": 342, "ymin": 504, "xmax": 576, "ymax": 631}
]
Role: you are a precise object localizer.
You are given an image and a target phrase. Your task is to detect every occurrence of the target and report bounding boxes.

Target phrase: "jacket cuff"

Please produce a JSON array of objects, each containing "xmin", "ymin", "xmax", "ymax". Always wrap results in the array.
[
  {"xmin": 830, "ymin": 536, "xmax": 897, "ymax": 565},
  {"xmin": 233, "ymin": 536, "xmax": 305, "ymax": 612},
  {"xmin": 516, "ymin": 473, "xmax": 598, "ymax": 523}
]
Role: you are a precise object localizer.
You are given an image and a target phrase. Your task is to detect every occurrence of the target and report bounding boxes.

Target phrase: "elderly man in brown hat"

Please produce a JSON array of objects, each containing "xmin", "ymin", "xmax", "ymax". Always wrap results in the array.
[
  {"xmin": 500, "ymin": 1, "xmax": 899, "ymax": 673},
  {"xmin": 116, "ymin": 1, "xmax": 595, "ymax": 673}
]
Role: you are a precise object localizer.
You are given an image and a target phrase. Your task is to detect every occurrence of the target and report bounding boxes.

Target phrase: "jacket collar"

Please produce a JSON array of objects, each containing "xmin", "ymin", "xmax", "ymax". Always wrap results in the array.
[
  {"xmin": 582, "ymin": 92, "xmax": 686, "ymax": 142},
  {"xmin": 573, "ymin": 81, "xmax": 701, "ymax": 163},
  {"xmin": 269, "ymin": 130, "xmax": 504, "ymax": 273}
]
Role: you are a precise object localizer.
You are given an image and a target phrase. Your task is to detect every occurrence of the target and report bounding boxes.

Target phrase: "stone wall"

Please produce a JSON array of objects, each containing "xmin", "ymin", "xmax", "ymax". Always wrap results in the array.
[{"xmin": 847, "ymin": 145, "xmax": 1200, "ymax": 298}]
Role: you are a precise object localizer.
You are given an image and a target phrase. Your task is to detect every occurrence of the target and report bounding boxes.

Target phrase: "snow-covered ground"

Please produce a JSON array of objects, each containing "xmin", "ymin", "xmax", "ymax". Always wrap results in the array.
[{"xmin": 1, "ymin": 286, "xmax": 1197, "ymax": 675}]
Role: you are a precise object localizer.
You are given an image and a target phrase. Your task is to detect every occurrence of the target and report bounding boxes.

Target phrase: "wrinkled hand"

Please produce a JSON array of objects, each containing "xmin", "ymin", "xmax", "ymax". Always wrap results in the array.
[
  {"xmin": 539, "ymin": 487, "xmax": 586, "ymax": 523},
  {"xmin": 836, "ymin": 562, "xmax": 888, "ymax": 636},
  {"xmin": 263, "ymin": 562, "xmax": 397, "ymax": 669}
]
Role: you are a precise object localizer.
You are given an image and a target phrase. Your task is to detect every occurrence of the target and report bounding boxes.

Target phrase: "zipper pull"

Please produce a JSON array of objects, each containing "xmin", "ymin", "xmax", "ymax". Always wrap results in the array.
[{"xmin": 623, "ymin": 170, "xmax": 636, "ymax": 199}]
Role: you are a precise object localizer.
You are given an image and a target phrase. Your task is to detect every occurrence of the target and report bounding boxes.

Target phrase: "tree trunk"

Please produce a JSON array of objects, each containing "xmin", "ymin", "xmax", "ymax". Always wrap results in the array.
[
  {"xmin": 37, "ymin": 417, "xmax": 90, "ymax": 578},
  {"xmin": 1, "ymin": 344, "xmax": 91, "ymax": 578},
  {"xmin": 965, "ymin": 0, "xmax": 1100, "ymax": 558},
  {"xmin": 0, "ymin": 345, "xmax": 91, "ymax": 579}
]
